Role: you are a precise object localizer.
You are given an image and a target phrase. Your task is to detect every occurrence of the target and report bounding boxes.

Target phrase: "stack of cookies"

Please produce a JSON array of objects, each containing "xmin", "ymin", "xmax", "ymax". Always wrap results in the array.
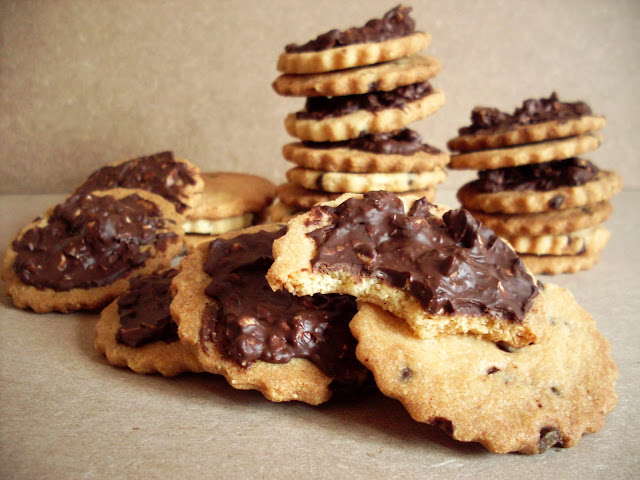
[
  {"xmin": 270, "ymin": 5, "xmax": 449, "ymax": 221},
  {"xmin": 447, "ymin": 93, "xmax": 623, "ymax": 274}
]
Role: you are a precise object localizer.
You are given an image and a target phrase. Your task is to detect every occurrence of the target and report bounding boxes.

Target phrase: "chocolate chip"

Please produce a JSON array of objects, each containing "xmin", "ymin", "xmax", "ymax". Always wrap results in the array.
[
  {"xmin": 548, "ymin": 195, "xmax": 565, "ymax": 209},
  {"xmin": 497, "ymin": 341, "xmax": 517, "ymax": 353},
  {"xmin": 550, "ymin": 386, "xmax": 562, "ymax": 396},
  {"xmin": 486, "ymin": 366, "xmax": 500, "ymax": 374},
  {"xmin": 400, "ymin": 367, "xmax": 413, "ymax": 382},
  {"xmin": 538, "ymin": 427, "xmax": 565, "ymax": 453}
]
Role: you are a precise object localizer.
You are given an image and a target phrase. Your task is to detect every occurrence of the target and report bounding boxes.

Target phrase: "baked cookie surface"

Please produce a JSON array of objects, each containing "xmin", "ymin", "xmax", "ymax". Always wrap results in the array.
[
  {"xmin": 94, "ymin": 268, "xmax": 202, "ymax": 376},
  {"xmin": 350, "ymin": 283, "xmax": 618, "ymax": 453},
  {"xmin": 267, "ymin": 191, "xmax": 547, "ymax": 348},
  {"xmin": 2, "ymin": 188, "xmax": 184, "ymax": 313},
  {"xmin": 170, "ymin": 224, "xmax": 367, "ymax": 404}
]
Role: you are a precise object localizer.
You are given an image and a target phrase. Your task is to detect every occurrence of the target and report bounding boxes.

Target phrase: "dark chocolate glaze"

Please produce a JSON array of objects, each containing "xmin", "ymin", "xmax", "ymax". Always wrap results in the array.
[
  {"xmin": 116, "ymin": 269, "xmax": 179, "ymax": 347},
  {"xmin": 12, "ymin": 193, "xmax": 176, "ymax": 291},
  {"xmin": 474, "ymin": 158, "xmax": 600, "ymax": 193},
  {"xmin": 306, "ymin": 191, "xmax": 538, "ymax": 322},
  {"xmin": 458, "ymin": 92, "xmax": 593, "ymax": 136},
  {"xmin": 298, "ymin": 81, "xmax": 433, "ymax": 120},
  {"xmin": 200, "ymin": 228, "xmax": 363, "ymax": 384},
  {"xmin": 303, "ymin": 129, "xmax": 441, "ymax": 155},
  {"xmin": 75, "ymin": 151, "xmax": 196, "ymax": 213},
  {"xmin": 285, "ymin": 5, "xmax": 416, "ymax": 53}
]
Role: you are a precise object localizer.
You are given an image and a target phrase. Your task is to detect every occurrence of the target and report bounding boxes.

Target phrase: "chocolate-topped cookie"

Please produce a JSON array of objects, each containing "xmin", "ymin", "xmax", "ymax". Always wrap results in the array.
[
  {"xmin": 171, "ymin": 224, "xmax": 368, "ymax": 404},
  {"xmin": 267, "ymin": 191, "xmax": 548, "ymax": 348},
  {"xmin": 2, "ymin": 188, "xmax": 184, "ymax": 313}
]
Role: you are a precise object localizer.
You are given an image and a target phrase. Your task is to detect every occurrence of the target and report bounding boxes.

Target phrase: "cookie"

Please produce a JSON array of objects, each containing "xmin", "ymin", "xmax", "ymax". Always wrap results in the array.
[
  {"xmin": 283, "ymin": 131, "xmax": 449, "ymax": 173},
  {"xmin": 502, "ymin": 225, "xmax": 610, "ymax": 256},
  {"xmin": 94, "ymin": 269, "xmax": 202, "ymax": 376},
  {"xmin": 350, "ymin": 283, "xmax": 618, "ymax": 453},
  {"xmin": 275, "ymin": 182, "xmax": 436, "ymax": 209},
  {"xmin": 267, "ymin": 191, "xmax": 548, "ymax": 348},
  {"xmin": 269, "ymin": 200, "xmax": 306, "ymax": 223},
  {"xmin": 467, "ymin": 201, "xmax": 613, "ymax": 237},
  {"xmin": 285, "ymin": 84, "xmax": 445, "ymax": 141},
  {"xmin": 457, "ymin": 170, "xmax": 622, "ymax": 214},
  {"xmin": 277, "ymin": 6, "xmax": 430, "ymax": 74},
  {"xmin": 183, "ymin": 172, "xmax": 276, "ymax": 250},
  {"xmin": 285, "ymin": 166, "xmax": 447, "ymax": 193},
  {"xmin": 520, "ymin": 234, "xmax": 610, "ymax": 275},
  {"xmin": 170, "ymin": 224, "xmax": 367, "ymax": 405},
  {"xmin": 449, "ymin": 132, "xmax": 602, "ymax": 170},
  {"xmin": 273, "ymin": 55, "xmax": 441, "ymax": 97},
  {"xmin": 2, "ymin": 188, "xmax": 184, "ymax": 313},
  {"xmin": 73, "ymin": 151, "xmax": 204, "ymax": 214},
  {"xmin": 447, "ymin": 92, "xmax": 606, "ymax": 153}
]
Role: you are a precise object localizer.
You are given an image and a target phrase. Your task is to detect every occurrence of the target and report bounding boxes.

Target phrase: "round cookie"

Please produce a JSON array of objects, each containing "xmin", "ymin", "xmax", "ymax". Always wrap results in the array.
[
  {"xmin": 285, "ymin": 86, "xmax": 445, "ymax": 142},
  {"xmin": 350, "ymin": 283, "xmax": 618, "ymax": 454},
  {"xmin": 449, "ymin": 132, "xmax": 602, "ymax": 170},
  {"xmin": 95, "ymin": 269, "xmax": 202, "ymax": 376},
  {"xmin": 277, "ymin": 6, "xmax": 430, "ymax": 74},
  {"xmin": 467, "ymin": 201, "xmax": 613, "ymax": 236},
  {"xmin": 283, "ymin": 138, "xmax": 449, "ymax": 173},
  {"xmin": 2, "ymin": 189, "xmax": 184, "ymax": 313},
  {"xmin": 275, "ymin": 182, "xmax": 436, "ymax": 209},
  {"xmin": 183, "ymin": 172, "xmax": 276, "ymax": 250},
  {"xmin": 170, "ymin": 224, "xmax": 368, "ymax": 405},
  {"xmin": 447, "ymin": 92, "xmax": 606, "ymax": 153},
  {"xmin": 457, "ymin": 170, "xmax": 622, "ymax": 214},
  {"xmin": 267, "ymin": 191, "xmax": 548, "ymax": 349},
  {"xmin": 501, "ymin": 225, "xmax": 610, "ymax": 256},
  {"xmin": 285, "ymin": 166, "xmax": 447, "ymax": 193},
  {"xmin": 73, "ymin": 151, "xmax": 204, "ymax": 214},
  {"xmin": 273, "ymin": 55, "xmax": 441, "ymax": 97}
]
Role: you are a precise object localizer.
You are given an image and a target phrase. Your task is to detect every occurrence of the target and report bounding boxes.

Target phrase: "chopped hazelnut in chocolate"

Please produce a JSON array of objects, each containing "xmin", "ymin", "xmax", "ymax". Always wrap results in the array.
[
  {"xmin": 12, "ymin": 193, "xmax": 177, "ymax": 291},
  {"xmin": 306, "ymin": 191, "xmax": 539, "ymax": 322},
  {"xmin": 458, "ymin": 92, "xmax": 593, "ymax": 135},
  {"xmin": 303, "ymin": 128, "xmax": 441, "ymax": 155},
  {"xmin": 200, "ymin": 228, "xmax": 363, "ymax": 383},
  {"xmin": 75, "ymin": 151, "xmax": 197, "ymax": 213},
  {"xmin": 116, "ymin": 269, "xmax": 179, "ymax": 347},
  {"xmin": 285, "ymin": 5, "xmax": 417, "ymax": 53},
  {"xmin": 474, "ymin": 158, "xmax": 600, "ymax": 193},
  {"xmin": 298, "ymin": 81, "xmax": 434, "ymax": 120}
]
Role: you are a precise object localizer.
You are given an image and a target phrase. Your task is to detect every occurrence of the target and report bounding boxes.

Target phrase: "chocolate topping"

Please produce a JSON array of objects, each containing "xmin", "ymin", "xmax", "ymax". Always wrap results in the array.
[
  {"xmin": 116, "ymin": 269, "xmax": 179, "ymax": 347},
  {"xmin": 200, "ymin": 228, "xmax": 362, "ymax": 382},
  {"xmin": 474, "ymin": 158, "xmax": 600, "ymax": 193},
  {"xmin": 306, "ymin": 191, "xmax": 538, "ymax": 322},
  {"xmin": 303, "ymin": 129, "xmax": 441, "ymax": 155},
  {"xmin": 285, "ymin": 5, "xmax": 416, "ymax": 53},
  {"xmin": 298, "ymin": 81, "xmax": 434, "ymax": 120},
  {"xmin": 12, "ymin": 193, "xmax": 176, "ymax": 291},
  {"xmin": 75, "ymin": 151, "xmax": 197, "ymax": 213},
  {"xmin": 458, "ymin": 92, "xmax": 594, "ymax": 136}
]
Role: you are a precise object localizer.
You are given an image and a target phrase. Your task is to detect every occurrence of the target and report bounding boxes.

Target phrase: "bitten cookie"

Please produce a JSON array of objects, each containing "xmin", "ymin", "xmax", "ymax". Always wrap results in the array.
[
  {"xmin": 267, "ymin": 191, "xmax": 547, "ymax": 348},
  {"xmin": 95, "ymin": 269, "xmax": 202, "ymax": 376},
  {"xmin": 170, "ymin": 224, "xmax": 368, "ymax": 405},
  {"xmin": 183, "ymin": 172, "xmax": 276, "ymax": 252},
  {"xmin": 2, "ymin": 188, "xmax": 184, "ymax": 313},
  {"xmin": 277, "ymin": 6, "xmax": 431, "ymax": 74},
  {"xmin": 73, "ymin": 151, "xmax": 204, "ymax": 214},
  {"xmin": 349, "ymin": 283, "xmax": 618, "ymax": 454}
]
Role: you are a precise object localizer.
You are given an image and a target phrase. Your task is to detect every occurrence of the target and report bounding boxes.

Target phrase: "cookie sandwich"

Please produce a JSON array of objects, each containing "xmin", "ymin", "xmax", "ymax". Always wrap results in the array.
[
  {"xmin": 271, "ymin": 5, "xmax": 449, "ymax": 220},
  {"xmin": 448, "ymin": 93, "xmax": 622, "ymax": 274},
  {"xmin": 170, "ymin": 224, "xmax": 368, "ymax": 405},
  {"xmin": 266, "ymin": 191, "xmax": 618, "ymax": 453},
  {"xmin": 182, "ymin": 172, "xmax": 277, "ymax": 252},
  {"xmin": 2, "ymin": 188, "xmax": 184, "ymax": 313}
]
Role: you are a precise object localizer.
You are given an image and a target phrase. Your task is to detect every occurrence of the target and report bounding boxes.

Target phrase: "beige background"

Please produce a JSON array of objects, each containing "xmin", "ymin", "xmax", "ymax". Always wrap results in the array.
[{"xmin": 1, "ymin": 0, "xmax": 639, "ymax": 194}]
